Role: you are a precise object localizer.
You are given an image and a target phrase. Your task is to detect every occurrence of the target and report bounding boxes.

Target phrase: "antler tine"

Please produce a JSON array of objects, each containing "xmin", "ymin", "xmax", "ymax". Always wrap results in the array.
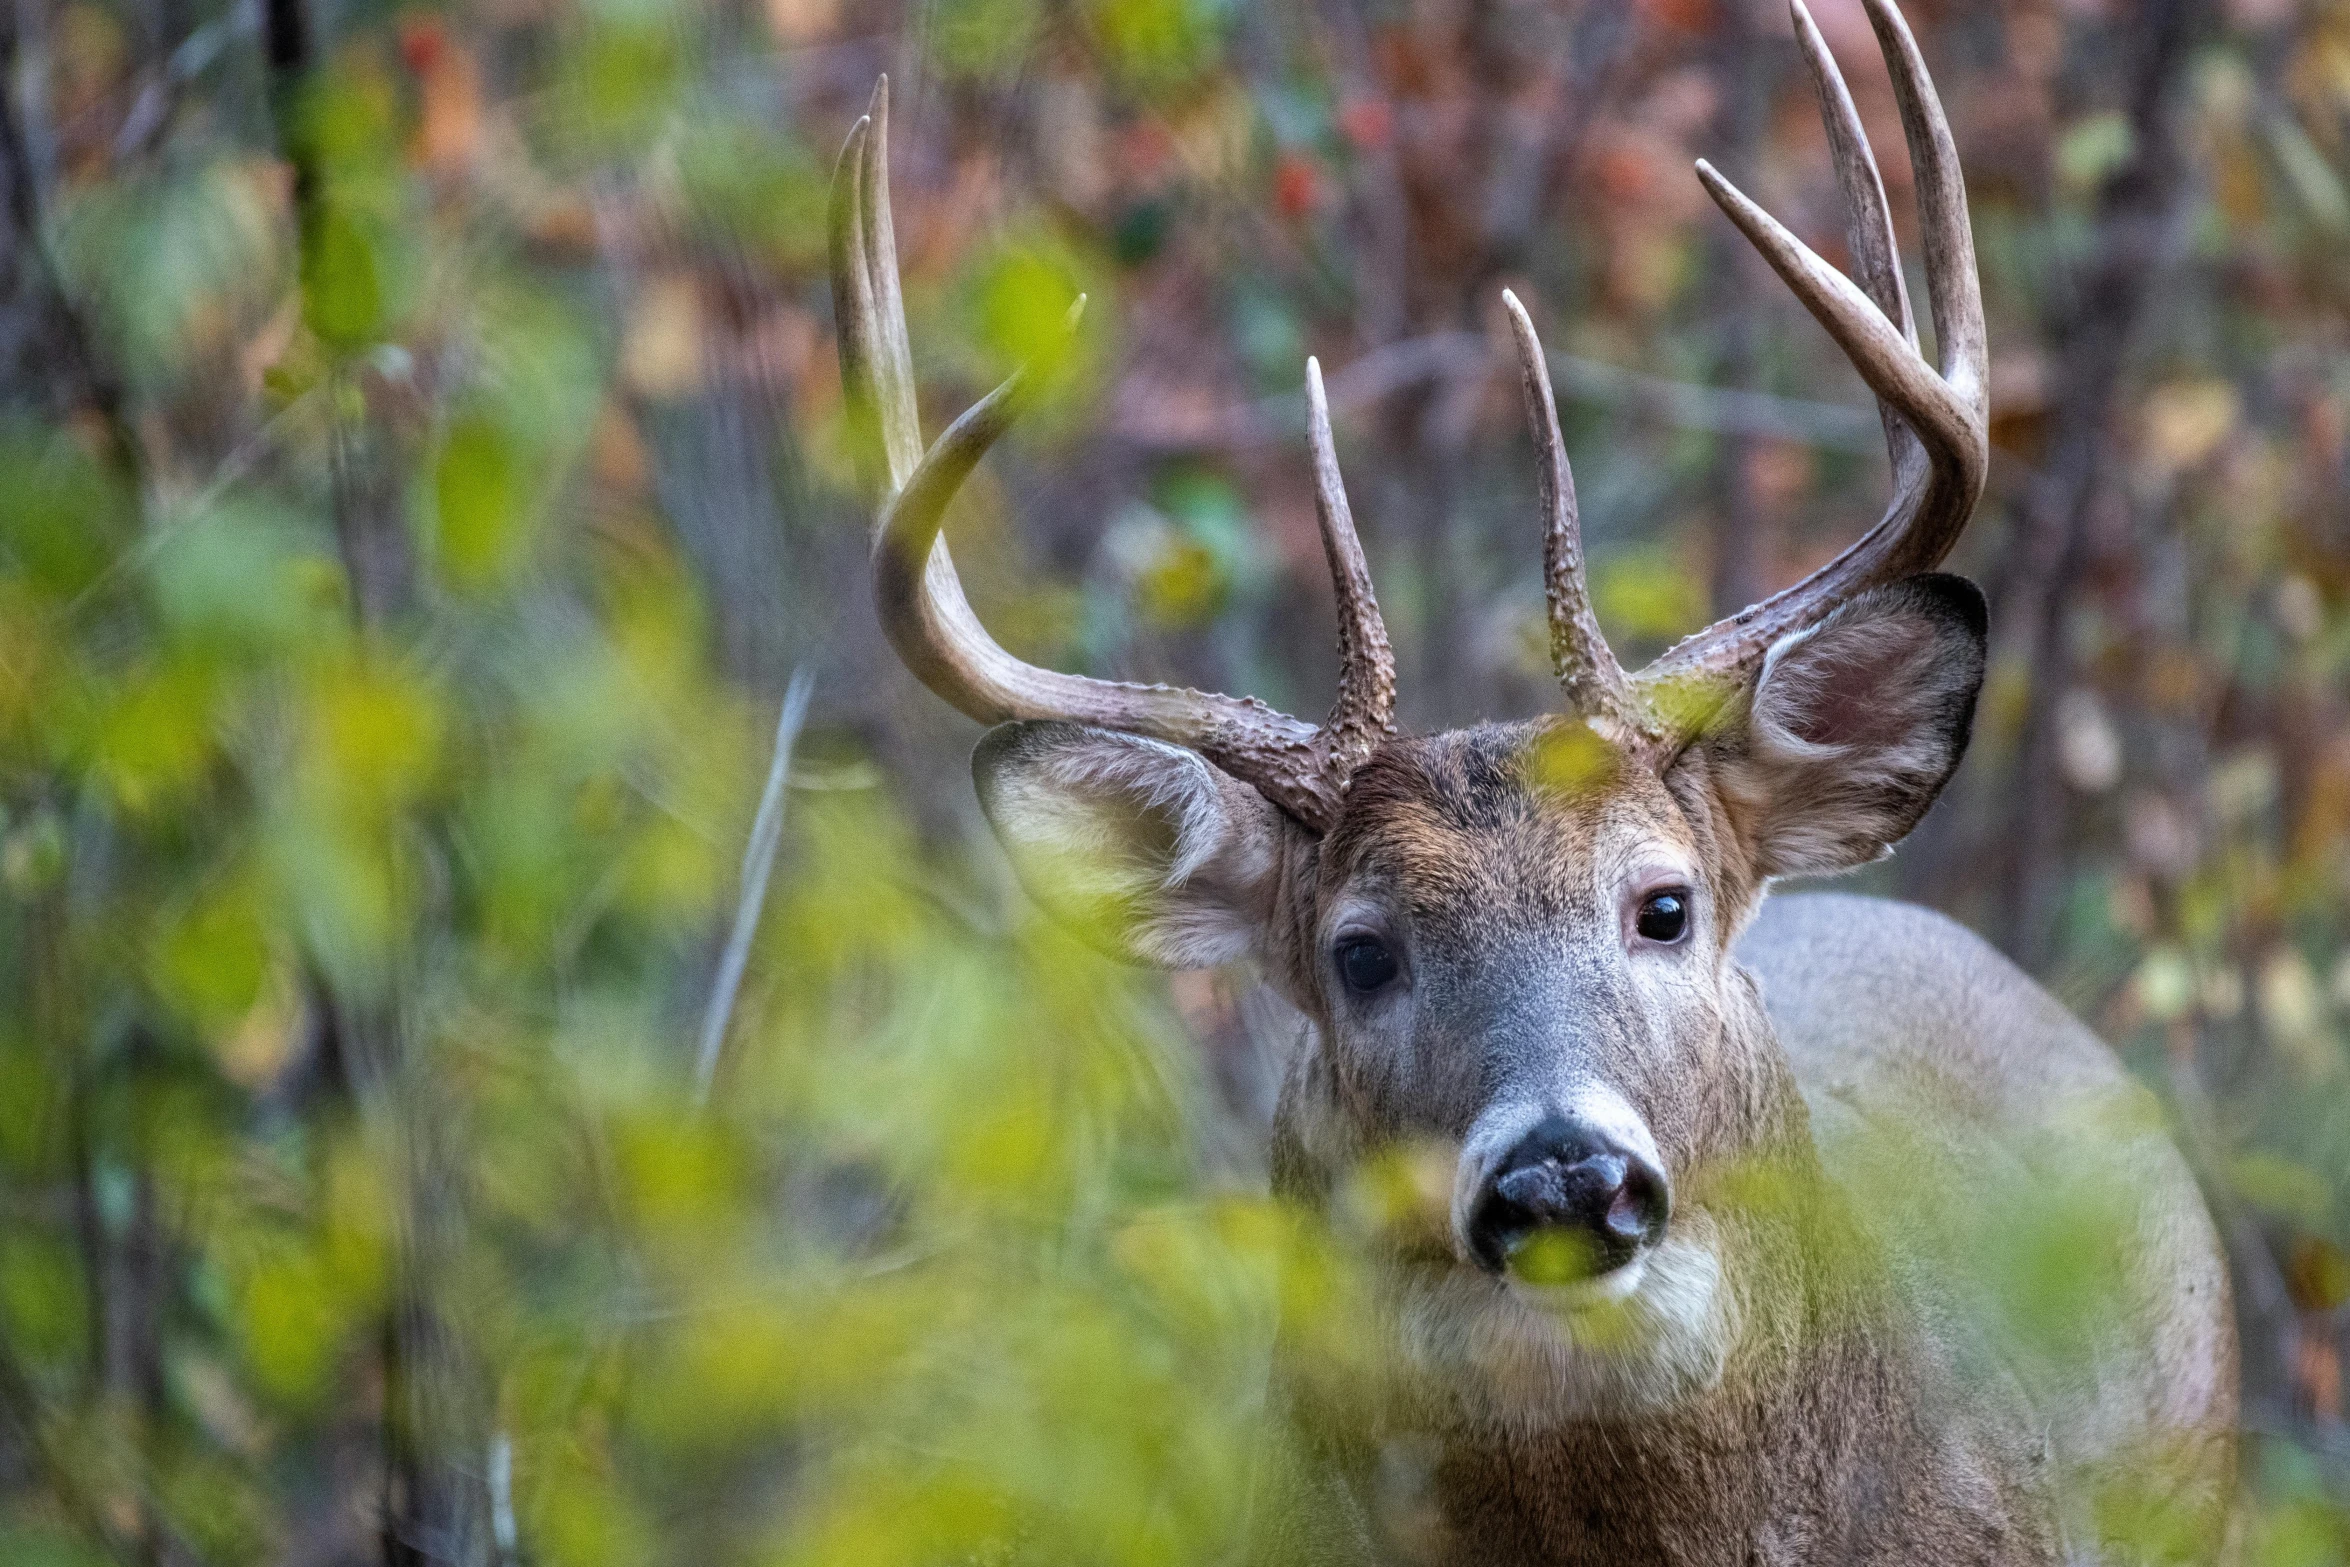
[
  {"xmin": 1869, "ymin": 0, "xmax": 1985, "ymax": 398},
  {"xmin": 1499, "ymin": 291, "xmax": 1650, "ymax": 744},
  {"xmin": 859, "ymin": 79, "xmax": 923, "ymax": 489},
  {"xmin": 1685, "ymin": 169, "xmax": 1974, "ymax": 485},
  {"xmin": 828, "ymin": 113, "xmax": 886, "ymax": 500},
  {"xmin": 1799, "ymin": 2, "xmax": 1909, "ymax": 342},
  {"xmin": 837, "ymin": 83, "xmax": 1396, "ymax": 832},
  {"xmin": 828, "ymin": 80, "xmax": 926, "ymax": 500},
  {"xmin": 1306, "ymin": 359, "xmax": 1399, "ymax": 769},
  {"xmin": 1789, "ymin": 0, "xmax": 1926, "ymax": 495},
  {"xmin": 1639, "ymin": 0, "xmax": 1988, "ymax": 694}
]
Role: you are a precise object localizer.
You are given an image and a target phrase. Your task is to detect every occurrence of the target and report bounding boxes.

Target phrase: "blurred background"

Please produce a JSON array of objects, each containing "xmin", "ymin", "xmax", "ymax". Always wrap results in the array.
[{"xmin": 1, "ymin": 0, "xmax": 2348, "ymax": 1558}]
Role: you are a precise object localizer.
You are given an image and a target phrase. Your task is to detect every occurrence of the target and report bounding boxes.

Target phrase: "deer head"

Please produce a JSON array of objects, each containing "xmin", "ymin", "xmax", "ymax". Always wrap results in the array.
[{"xmin": 836, "ymin": 0, "xmax": 1988, "ymax": 1425}]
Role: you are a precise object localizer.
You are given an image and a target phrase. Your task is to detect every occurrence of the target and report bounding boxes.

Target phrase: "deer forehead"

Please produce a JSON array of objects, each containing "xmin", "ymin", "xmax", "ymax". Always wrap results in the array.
[{"xmin": 1318, "ymin": 727, "xmax": 1699, "ymax": 933}]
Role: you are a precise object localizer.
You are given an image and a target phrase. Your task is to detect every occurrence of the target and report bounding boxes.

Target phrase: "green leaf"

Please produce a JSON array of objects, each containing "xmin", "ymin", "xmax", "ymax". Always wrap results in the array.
[
  {"xmin": 301, "ymin": 201, "xmax": 386, "ymax": 349},
  {"xmin": 431, "ymin": 414, "xmax": 534, "ymax": 592}
]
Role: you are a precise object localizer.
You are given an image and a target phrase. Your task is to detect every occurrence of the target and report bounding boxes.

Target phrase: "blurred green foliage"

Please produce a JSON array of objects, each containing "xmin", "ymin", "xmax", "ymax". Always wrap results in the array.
[{"xmin": 0, "ymin": 0, "xmax": 2346, "ymax": 1559}]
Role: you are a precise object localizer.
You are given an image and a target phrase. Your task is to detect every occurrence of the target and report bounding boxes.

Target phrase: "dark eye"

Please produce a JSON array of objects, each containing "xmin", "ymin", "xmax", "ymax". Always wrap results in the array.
[
  {"xmin": 1337, "ymin": 936, "xmax": 1399, "ymax": 993},
  {"xmin": 1635, "ymin": 889, "xmax": 1690, "ymax": 944}
]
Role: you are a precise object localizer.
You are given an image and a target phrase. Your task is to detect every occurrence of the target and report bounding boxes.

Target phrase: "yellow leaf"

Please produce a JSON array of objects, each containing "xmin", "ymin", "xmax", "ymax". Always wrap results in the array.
[
  {"xmin": 620, "ymin": 274, "xmax": 704, "ymax": 399},
  {"xmin": 2141, "ymin": 379, "xmax": 2239, "ymax": 475}
]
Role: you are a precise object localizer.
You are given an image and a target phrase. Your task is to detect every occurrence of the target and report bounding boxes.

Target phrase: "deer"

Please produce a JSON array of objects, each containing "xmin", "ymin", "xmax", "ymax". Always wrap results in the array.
[{"xmin": 828, "ymin": 2, "xmax": 2239, "ymax": 1560}]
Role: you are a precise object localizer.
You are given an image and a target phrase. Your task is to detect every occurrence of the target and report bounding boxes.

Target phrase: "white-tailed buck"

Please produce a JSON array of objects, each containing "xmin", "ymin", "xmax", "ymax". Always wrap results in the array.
[{"xmin": 831, "ymin": 2, "xmax": 2238, "ymax": 1559}]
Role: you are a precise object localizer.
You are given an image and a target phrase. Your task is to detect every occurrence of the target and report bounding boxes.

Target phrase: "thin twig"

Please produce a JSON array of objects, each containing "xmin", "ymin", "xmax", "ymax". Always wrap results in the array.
[
  {"xmin": 63, "ymin": 383, "xmax": 320, "ymax": 622},
  {"xmin": 488, "ymin": 1431, "xmax": 518, "ymax": 1567},
  {"xmin": 1551, "ymin": 348, "xmax": 1881, "ymax": 451},
  {"xmin": 1113, "ymin": 330, "xmax": 1881, "ymax": 455},
  {"xmin": 694, "ymin": 669, "xmax": 815, "ymax": 1107}
]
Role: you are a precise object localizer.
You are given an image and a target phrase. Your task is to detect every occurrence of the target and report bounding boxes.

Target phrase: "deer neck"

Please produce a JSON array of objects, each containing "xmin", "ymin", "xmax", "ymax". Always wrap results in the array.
[{"xmin": 1411, "ymin": 1047, "xmax": 2040, "ymax": 1564}]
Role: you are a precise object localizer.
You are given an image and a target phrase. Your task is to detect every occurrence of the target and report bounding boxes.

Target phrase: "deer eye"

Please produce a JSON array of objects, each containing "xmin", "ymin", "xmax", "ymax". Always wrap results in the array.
[
  {"xmin": 1635, "ymin": 889, "xmax": 1690, "ymax": 944},
  {"xmin": 1336, "ymin": 936, "xmax": 1399, "ymax": 993}
]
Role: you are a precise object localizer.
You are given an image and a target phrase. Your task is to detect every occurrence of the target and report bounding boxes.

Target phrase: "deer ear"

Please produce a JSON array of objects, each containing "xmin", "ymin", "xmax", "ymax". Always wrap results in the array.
[
  {"xmin": 974, "ymin": 721, "xmax": 1297, "ymax": 969},
  {"xmin": 1693, "ymin": 574, "xmax": 1987, "ymax": 880}
]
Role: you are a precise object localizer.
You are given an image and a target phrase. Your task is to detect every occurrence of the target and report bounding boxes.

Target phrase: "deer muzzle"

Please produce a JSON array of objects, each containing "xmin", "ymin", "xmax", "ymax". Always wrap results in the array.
[{"xmin": 1462, "ymin": 1111, "xmax": 1671, "ymax": 1282}]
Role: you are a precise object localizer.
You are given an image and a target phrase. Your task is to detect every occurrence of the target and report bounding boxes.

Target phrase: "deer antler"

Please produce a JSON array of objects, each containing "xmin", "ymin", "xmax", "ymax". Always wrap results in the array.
[
  {"xmin": 1529, "ymin": 0, "xmax": 1987, "ymax": 742},
  {"xmin": 1652, "ymin": 0, "xmax": 1987, "ymax": 686},
  {"xmin": 1500, "ymin": 289, "xmax": 1659, "ymax": 750},
  {"xmin": 832, "ymin": 79, "xmax": 1395, "ymax": 831}
]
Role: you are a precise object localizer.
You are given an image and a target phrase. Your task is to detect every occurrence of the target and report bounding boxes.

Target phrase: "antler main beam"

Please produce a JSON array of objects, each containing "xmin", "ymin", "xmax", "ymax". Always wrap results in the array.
[{"xmin": 832, "ymin": 79, "xmax": 1395, "ymax": 831}]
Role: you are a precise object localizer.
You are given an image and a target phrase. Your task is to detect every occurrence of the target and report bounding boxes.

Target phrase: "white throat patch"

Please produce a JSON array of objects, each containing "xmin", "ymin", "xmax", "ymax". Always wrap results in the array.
[{"xmin": 1388, "ymin": 1213, "xmax": 1738, "ymax": 1432}]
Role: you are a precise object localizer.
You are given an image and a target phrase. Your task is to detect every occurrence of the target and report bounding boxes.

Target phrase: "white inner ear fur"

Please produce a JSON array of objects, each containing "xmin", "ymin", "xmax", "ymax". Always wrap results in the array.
[
  {"xmin": 979, "ymin": 726, "xmax": 1286, "ymax": 970},
  {"xmin": 1719, "ymin": 584, "xmax": 1983, "ymax": 881}
]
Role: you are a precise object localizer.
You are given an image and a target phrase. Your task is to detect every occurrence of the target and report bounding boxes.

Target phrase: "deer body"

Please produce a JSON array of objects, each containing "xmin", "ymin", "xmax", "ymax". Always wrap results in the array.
[{"xmin": 831, "ymin": 3, "xmax": 2238, "ymax": 1556}]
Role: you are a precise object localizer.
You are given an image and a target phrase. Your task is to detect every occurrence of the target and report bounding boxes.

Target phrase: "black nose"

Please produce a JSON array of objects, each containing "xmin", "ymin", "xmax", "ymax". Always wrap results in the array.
[{"xmin": 1466, "ymin": 1115, "xmax": 1670, "ymax": 1279}]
